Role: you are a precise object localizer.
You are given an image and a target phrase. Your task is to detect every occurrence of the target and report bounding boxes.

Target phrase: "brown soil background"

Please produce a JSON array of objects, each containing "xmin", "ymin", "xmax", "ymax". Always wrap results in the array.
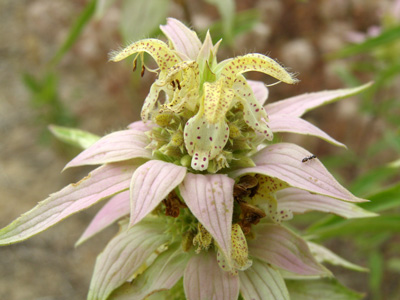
[{"xmin": 0, "ymin": 0, "xmax": 398, "ymax": 299}]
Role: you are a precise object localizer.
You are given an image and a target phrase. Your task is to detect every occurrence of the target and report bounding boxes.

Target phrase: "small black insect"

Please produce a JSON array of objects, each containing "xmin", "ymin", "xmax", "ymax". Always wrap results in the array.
[
  {"xmin": 171, "ymin": 80, "xmax": 176, "ymax": 89},
  {"xmin": 302, "ymin": 154, "xmax": 317, "ymax": 163}
]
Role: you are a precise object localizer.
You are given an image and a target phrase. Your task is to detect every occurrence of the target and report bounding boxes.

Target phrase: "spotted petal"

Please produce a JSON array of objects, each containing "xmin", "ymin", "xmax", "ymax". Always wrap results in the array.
[
  {"xmin": 76, "ymin": 191, "xmax": 130, "ymax": 246},
  {"xmin": 141, "ymin": 83, "xmax": 163, "ymax": 121},
  {"xmin": 109, "ymin": 38, "xmax": 180, "ymax": 72},
  {"xmin": 266, "ymin": 82, "xmax": 373, "ymax": 117},
  {"xmin": 217, "ymin": 224, "xmax": 252, "ymax": 274},
  {"xmin": 184, "ymin": 112, "xmax": 230, "ymax": 171},
  {"xmin": 184, "ymin": 80, "xmax": 234, "ymax": 171},
  {"xmin": 248, "ymin": 223, "xmax": 330, "ymax": 276},
  {"xmin": 233, "ymin": 76, "xmax": 273, "ymax": 140},
  {"xmin": 143, "ymin": 61, "xmax": 200, "ymax": 120},
  {"xmin": 220, "ymin": 53, "xmax": 298, "ymax": 87},
  {"xmin": 239, "ymin": 258, "xmax": 290, "ymax": 300},
  {"xmin": 160, "ymin": 18, "xmax": 202, "ymax": 61},
  {"xmin": 130, "ymin": 160, "xmax": 187, "ymax": 226},
  {"xmin": 87, "ymin": 219, "xmax": 169, "ymax": 300},
  {"xmin": 0, "ymin": 163, "xmax": 137, "ymax": 245},
  {"xmin": 161, "ymin": 60, "xmax": 200, "ymax": 113},
  {"xmin": 231, "ymin": 143, "xmax": 367, "ymax": 203},
  {"xmin": 64, "ymin": 130, "xmax": 151, "ymax": 169},
  {"xmin": 268, "ymin": 114, "xmax": 346, "ymax": 148},
  {"xmin": 184, "ymin": 251, "xmax": 239, "ymax": 300},
  {"xmin": 277, "ymin": 188, "xmax": 377, "ymax": 219},
  {"xmin": 179, "ymin": 173, "xmax": 234, "ymax": 264},
  {"xmin": 203, "ymin": 80, "xmax": 234, "ymax": 124},
  {"xmin": 247, "ymin": 79, "xmax": 269, "ymax": 106}
]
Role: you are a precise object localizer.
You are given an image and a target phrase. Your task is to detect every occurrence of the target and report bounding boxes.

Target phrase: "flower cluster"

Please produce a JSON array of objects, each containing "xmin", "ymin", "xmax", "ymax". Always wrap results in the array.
[{"xmin": 0, "ymin": 18, "xmax": 375, "ymax": 300}]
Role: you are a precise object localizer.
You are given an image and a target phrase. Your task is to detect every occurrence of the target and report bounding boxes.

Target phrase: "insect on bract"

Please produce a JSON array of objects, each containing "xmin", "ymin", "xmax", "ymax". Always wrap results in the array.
[{"xmin": 302, "ymin": 154, "xmax": 317, "ymax": 163}]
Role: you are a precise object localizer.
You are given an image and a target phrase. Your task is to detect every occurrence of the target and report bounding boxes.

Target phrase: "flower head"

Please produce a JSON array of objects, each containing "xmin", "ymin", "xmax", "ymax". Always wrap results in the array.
[
  {"xmin": 0, "ymin": 18, "xmax": 375, "ymax": 300},
  {"xmin": 110, "ymin": 18, "xmax": 298, "ymax": 172}
]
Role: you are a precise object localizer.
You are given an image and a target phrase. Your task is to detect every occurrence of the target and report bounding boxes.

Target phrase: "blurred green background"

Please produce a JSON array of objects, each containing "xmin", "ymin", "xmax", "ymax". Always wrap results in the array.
[{"xmin": 0, "ymin": 0, "xmax": 399, "ymax": 299}]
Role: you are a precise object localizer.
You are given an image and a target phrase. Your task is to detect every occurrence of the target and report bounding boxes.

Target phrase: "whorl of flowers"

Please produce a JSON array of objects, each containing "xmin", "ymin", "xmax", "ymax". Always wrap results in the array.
[
  {"xmin": 0, "ymin": 18, "xmax": 375, "ymax": 300},
  {"xmin": 109, "ymin": 22, "xmax": 299, "ymax": 173}
]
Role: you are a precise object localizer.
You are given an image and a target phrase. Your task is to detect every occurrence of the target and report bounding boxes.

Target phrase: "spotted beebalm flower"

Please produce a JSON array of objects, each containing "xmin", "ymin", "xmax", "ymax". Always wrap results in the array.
[{"xmin": 0, "ymin": 18, "xmax": 376, "ymax": 300}]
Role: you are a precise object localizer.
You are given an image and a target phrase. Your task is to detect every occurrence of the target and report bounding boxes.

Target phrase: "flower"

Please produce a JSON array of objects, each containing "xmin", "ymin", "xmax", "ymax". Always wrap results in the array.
[
  {"xmin": 0, "ymin": 18, "xmax": 375, "ymax": 300},
  {"xmin": 109, "ymin": 17, "xmax": 301, "ymax": 172}
]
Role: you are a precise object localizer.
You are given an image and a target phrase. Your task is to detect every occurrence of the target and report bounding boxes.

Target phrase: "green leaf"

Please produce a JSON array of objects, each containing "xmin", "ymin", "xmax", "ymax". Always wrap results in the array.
[
  {"xmin": 207, "ymin": 9, "xmax": 260, "ymax": 43},
  {"xmin": 205, "ymin": 0, "xmax": 235, "ymax": 44},
  {"xmin": 333, "ymin": 65, "xmax": 363, "ymax": 88},
  {"xmin": 23, "ymin": 72, "xmax": 77, "ymax": 139},
  {"xmin": 373, "ymin": 62, "xmax": 400, "ymax": 89},
  {"xmin": 23, "ymin": 72, "xmax": 59, "ymax": 107},
  {"xmin": 330, "ymin": 24, "xmax": 400, "ymax": 58},
  {"xmin": 388, "ymin": 158, "xmax": 400, "ymax": 168},
  {"xmin": 51, "ymin": 0, "xmax": 97, "ymax": 65},
  {"xmin": 349, "ymin": 166, "xmax": 399, "ymax": 196},
  {"xmin": 95, "ymin": 0, "xmax": 115, "ymax": 19},
  {"xmin": 307, "ymin": 182, "xmax": 400, "ymax": 235},
  {"xmin": 307, "ymin": 216, "xmax": 400, "ymax": 240},
  {"xmin": 49, "ymin": 125, "xmax": 100, "ymax": 149},
  {"xmin": 286, "ymin": 278, "xmax": 364, "ymax": 300},
  {"xmin": 120, "ymin": 0, "xmax": 169, "ymax": 42},
  {"xmin": 362, "ymin": 182, "xmax": 400, "ymax": 212},
  {"xmin": 387, "ymin": 258, "xmax": 400, "ymax": 273},
  {"xmin": 369, "ymin": 251, "xmax": 383, "ymax": 300}
]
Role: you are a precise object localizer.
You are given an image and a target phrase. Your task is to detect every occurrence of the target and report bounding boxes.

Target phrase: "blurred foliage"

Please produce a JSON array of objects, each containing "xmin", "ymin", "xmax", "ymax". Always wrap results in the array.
[
  {"xmin": 206, "ymin": 9, "xmax": 260, "ymax": 44},
  {"xmin": 22, "ymin": 0, "xmax": 98, "ymax": 141},
  {"xmin": 51, "ymin": 0, "xmax": 97, "ymax": 66},
  {"xmin": 308, "ymin": 9, "xmax": 400, "ymax": 300},
  {"xmin": 23, "ymin": 72, "xmax": 77, "ymax": 142},
  {"xmin": 119, "ymin": 0, "xmax": 169, "ymax": 42},
  {"xmin": 330, "ymin": 24, "xmax": 400, "ymax": 59},
  {"xmin": 286, "ymin": 278, "xmax": 364, "ymax": 300},
  {"xmin": 205, "ymin": 0, "xmax": 235, "ymax": 45}
]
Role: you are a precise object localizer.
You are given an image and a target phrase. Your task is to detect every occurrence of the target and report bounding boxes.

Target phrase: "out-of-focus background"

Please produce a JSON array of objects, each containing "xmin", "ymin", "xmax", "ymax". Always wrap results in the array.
[{"xmin": 1, "ymin": 0, "xmax": 399, "ymax": 299}]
